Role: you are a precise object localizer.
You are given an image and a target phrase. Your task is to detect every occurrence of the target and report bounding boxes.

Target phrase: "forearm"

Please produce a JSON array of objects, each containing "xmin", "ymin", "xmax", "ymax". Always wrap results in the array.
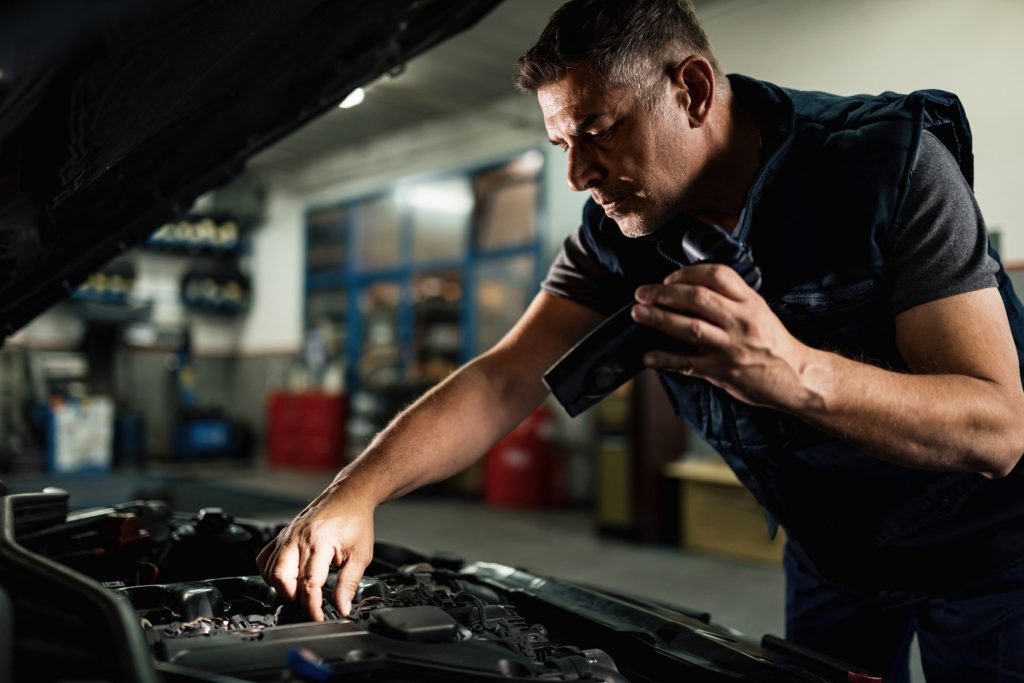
[
  {"xmin": 326, "ymin": 351, "xmax": 547, "ymax": 507},
  {"xmin": 790, "ymin": 347, "xmax": 1024, "ymax": 477}
]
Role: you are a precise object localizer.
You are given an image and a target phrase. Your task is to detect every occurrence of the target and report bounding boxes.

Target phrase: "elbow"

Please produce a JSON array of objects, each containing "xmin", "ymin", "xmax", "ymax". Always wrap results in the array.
[
  {"xmin": 980, "ymin": 454, "xmax": 1020, "ymax": 479},
  {"xmin": 978, "ymin": 421, "xmax": 1024, "ymax": 480},
  {"xmin": 976, "ymin": 387, "xmax": 1024, "ymax": 479}
]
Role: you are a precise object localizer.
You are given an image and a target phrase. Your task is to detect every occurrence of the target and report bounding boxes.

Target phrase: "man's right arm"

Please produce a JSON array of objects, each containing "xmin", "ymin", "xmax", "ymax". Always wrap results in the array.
[{"xmin": 256, "ymin": 291, "xmax": 603, "ymax": 620}]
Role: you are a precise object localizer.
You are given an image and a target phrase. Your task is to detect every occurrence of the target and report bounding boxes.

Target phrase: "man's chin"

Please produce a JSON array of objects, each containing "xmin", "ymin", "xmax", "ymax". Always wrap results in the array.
[{"xmin": 612, "ymin": 213, "xmax": 654, "ymax": 238}]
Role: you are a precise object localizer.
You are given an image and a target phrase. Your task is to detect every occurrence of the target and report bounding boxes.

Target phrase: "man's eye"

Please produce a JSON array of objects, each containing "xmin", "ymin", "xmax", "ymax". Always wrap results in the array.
[{"xmin": 590, "ymin": 126, "xmax": 615, "ymax": 141}]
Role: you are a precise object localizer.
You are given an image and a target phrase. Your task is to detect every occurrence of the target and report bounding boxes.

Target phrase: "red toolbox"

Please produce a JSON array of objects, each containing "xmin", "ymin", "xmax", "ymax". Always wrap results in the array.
[{"xmin": 267, "ymin": 391, "xmax": 347, "ymax": 470}]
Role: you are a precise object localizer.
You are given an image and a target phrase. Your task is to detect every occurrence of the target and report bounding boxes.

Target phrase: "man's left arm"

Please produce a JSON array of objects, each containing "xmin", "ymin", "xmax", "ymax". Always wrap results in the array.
[{"xmin": 633, "ymin": 266, "xmax": 1024, "ymax": 478}]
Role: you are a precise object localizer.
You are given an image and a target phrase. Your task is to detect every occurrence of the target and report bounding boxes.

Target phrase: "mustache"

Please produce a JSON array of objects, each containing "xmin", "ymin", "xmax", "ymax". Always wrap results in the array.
[{"xmin": 591, "ymin": 184, "xmax": 633, "ymax": 205}]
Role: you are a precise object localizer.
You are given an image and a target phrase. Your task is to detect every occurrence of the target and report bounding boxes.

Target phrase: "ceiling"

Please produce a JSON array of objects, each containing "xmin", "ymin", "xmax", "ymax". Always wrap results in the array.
[{"xmin": 247, "ymin": 0, "xmax": 564, "ymax": 180}]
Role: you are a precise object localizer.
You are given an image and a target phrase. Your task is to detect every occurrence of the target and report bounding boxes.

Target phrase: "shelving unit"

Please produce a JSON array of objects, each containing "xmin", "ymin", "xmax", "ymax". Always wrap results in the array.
[
  {"xmin": 145, "ymin": 214, "xmax": 252, "ymax": 316},
  {"xmin": 303, "ymin": 150, "xmax": 547, "ymax": 462}
]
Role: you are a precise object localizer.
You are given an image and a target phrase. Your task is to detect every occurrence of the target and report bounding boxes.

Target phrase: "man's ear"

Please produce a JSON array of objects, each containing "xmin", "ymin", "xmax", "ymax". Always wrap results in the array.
[{"xmin": 667, "ymin": 55, "xmax": 716, "ymax": 127}]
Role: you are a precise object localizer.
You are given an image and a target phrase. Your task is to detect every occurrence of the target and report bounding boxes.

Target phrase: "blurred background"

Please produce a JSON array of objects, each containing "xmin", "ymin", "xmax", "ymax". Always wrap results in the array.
[{"xmin": 1, "ymin": 2, "xmax": 1021, "ymax": 676}]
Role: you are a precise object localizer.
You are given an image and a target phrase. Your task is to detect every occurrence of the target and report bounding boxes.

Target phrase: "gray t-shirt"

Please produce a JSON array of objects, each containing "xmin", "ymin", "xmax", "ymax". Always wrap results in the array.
[{"xmin": 541, "ymin": 130, "xmax": 998, "ymax": 316}]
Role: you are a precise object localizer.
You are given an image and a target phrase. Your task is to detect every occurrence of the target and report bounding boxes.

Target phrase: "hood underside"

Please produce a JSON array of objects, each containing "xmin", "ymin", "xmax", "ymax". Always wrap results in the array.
[{"xmin": 0, "ymin": 0, "xmax": 502, "ymax": 342}]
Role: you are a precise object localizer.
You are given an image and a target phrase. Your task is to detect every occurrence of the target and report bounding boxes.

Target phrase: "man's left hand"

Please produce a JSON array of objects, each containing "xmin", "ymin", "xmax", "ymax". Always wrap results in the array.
[{"xmin": 632, "ymin": 264, "xmax": 813, "ymax": 412}]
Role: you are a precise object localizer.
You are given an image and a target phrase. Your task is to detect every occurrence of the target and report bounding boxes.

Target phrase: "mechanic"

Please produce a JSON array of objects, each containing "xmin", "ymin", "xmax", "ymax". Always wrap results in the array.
[{"xmin": 257, "ymin": 1, "xmax": 1024, "ymax": 679}]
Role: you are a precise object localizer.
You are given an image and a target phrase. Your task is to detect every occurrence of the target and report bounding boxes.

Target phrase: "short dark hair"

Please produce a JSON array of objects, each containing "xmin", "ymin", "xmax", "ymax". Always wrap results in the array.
[{"xmin": 514, "ymin": 0, "xmax": 721, "ymax": 98}]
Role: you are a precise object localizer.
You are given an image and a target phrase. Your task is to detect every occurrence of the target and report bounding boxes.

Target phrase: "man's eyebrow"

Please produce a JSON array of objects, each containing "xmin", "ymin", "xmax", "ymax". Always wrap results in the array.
[
  {"xmin": 548, "ymin": 114, "xmax": 603, "ymax": 146},
  {"xmin": 573, "ymin": 114, "xmax": 601, "ymax": 136}
]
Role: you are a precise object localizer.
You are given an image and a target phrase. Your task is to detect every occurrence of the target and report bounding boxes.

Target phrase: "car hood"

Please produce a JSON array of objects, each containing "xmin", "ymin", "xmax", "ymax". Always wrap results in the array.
[{"xmin": 0, "ymin": 0, "xmax": 502, "ymax": 343}]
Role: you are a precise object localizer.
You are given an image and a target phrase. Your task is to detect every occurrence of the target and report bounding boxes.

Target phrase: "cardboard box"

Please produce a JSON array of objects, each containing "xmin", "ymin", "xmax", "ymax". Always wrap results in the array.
[
  {"xmin": 665, "ymin": 459, "xmax": 785, "ymax": 564},
  {"xmin": 596, "ymin": 438, "xmax": 632, "ymax": 528}
]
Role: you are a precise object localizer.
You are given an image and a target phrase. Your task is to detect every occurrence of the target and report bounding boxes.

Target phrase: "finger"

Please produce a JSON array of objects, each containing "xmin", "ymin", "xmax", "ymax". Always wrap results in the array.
[
  {"xmin": 634, "ymin": 283, "xmax": 736, "ymax": 328},
  {"xmin": 631, "ymin": 305, "xmax": 731, "ymax": 349},
  {"xmin": 336, "ymin": 549, "xmax": 371, "ymax": 617},
  {"xmin": 643, "ymin": 350, "xmax": 702, "ymax": 375},
  {"xmin": 298, "ymin": 545, "xmax": 333, "ymax": 621},
  {"xmin": 260, "ymin": 526, "xmax": 292, "ymax": 575},
  {"xmin": 268, "ymin": 541, "xmax": 300, "ymax": 600},
  {"xmin": 643, "ymin": 350, "xmax": 729, "ymax": 381},
  {"xmin": 664, "ymin": 264, "xmax": 750, "ymax": 301},
  {"xmin": 255, "ymin": 541, "xmax": 273, "ymax": 575},
  {"xmin": 332, "ymin": 547, "xmax": 347, "ymax": 616}
]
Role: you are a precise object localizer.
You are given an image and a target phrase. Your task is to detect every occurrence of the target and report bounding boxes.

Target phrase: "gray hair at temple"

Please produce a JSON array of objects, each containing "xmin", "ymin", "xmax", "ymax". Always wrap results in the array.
[{"xmin": 513, "ymin": 0, "xmax": 722, "ymax": 105}]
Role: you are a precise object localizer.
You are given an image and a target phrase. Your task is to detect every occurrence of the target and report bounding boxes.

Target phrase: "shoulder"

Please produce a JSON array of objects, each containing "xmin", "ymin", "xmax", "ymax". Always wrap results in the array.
[{"xmin": 910, "ymin": 129, "xmax": 967, "ymax": 188}]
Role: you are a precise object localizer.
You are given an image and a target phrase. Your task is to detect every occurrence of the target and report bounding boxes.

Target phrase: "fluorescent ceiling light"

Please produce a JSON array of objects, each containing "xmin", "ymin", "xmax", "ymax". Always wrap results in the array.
[
  {"xmin": 339, "ymin": 88, "xmax": 365, "ymax": 109},
  {"xmin": 403, "ymin": 184, "xmax": 473, "ymax": 214}
]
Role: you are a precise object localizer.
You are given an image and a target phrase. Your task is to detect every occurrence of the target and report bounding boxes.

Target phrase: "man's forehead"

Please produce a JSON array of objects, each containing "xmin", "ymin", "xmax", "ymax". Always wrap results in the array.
[{"xmin": 538, "ymin": 70, "xmax": 625, "ymax": 130}]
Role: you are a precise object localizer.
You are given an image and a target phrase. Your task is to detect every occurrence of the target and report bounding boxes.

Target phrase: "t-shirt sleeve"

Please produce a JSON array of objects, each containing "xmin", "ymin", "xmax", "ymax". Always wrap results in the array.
[
  {"xmin": 885, "ymin": 130, "xmax": 998, "ymax": 315},
  {"xmin": 541, "ymin": 228, "xmax": 629, "ymax": 316}
]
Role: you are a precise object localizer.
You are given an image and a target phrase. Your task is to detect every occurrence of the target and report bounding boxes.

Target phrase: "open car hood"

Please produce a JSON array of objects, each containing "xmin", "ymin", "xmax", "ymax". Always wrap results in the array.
[{"xmin": 0, "ymin": 0, "xmax": 502, "ymax": 342}]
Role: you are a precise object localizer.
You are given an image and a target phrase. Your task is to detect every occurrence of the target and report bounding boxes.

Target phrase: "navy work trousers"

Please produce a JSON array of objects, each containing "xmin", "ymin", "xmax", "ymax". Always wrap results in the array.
[{"xmin": 784, "ymin": 544, "xmax": 1024, "ymax": 681}]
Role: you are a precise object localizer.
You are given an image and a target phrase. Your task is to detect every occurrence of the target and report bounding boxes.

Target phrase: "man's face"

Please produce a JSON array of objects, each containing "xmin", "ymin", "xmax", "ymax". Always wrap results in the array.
[{"xmin": 538, "ymin": 65, "xmax": 700, "ymax": 237}]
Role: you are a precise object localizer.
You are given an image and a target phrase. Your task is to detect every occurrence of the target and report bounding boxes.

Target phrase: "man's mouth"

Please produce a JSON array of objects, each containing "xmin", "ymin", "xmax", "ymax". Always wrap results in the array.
[{"xmin": 595, "ymin": 194, "xmax": 629, "ymax": 214}]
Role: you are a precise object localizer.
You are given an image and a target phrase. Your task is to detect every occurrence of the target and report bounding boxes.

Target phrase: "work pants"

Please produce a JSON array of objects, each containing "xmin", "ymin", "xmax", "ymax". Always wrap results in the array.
[{"xmin": 784, "ymin": 543, "xmax": 1024, "ymax": 682}]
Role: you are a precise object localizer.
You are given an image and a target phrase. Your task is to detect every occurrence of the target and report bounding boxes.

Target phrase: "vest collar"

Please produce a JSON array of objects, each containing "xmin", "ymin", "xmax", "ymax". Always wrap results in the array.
[{"xmin": 727, "ymin": 74, "xmax": 796, "ymax": 243}]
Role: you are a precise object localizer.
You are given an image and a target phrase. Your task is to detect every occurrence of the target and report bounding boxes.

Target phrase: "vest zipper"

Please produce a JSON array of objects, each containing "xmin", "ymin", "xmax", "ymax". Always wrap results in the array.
[
  {"xmin": 655, "ymin": 241, "xmax": 685, "ymax": 269},
  {"xmin": 778, "ymin": 280, "xmax": 876, "ymax": 308}
]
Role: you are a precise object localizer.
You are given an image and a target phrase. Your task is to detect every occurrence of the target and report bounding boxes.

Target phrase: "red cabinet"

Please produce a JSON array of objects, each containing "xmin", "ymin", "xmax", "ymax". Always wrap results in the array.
[
  {"xmin": 267, "ymin": 392, "xmax": 347, "ymax": 470},
  {"xmin": 484, "ymin": 406, "xmax": 564, "ymax": 508}
]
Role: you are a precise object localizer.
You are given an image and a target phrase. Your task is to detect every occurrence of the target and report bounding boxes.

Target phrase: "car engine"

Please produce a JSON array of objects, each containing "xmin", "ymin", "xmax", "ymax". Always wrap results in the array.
[{"xmin": 0, "ymin": 489, "xmax": 870, "ymax": 682}]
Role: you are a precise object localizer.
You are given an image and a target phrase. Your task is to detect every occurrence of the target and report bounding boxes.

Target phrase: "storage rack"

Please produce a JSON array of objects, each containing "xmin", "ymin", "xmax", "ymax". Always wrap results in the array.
[{"xmin": 304, "ymin": 150, "xmax": 548, "ymax": 395}]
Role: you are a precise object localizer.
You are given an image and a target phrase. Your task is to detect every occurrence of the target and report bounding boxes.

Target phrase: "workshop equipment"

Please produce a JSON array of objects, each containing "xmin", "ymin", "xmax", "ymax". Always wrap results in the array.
[{"xmin": 484, "ymin": 406, "xmax": 561, "ymax": 508}]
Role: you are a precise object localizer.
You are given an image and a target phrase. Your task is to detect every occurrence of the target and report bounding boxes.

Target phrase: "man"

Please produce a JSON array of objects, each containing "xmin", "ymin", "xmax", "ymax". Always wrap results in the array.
[{"xmin": 257, "ymin": 1, "xmax": 1024, "ymax": 679}]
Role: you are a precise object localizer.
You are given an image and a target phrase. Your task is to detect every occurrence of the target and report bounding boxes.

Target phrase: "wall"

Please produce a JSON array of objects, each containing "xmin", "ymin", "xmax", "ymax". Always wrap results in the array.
[
  {"xmin": 699, "ymin": 0, "xmax": 1024, "ymax": 257},
  {"xmin": 112, "ymin": 350, "xmax": 293, "ymax": 458},
  {"xmin": 6, "ymin": 304, "xmax": 84, "ymax": 350},
  {"xmin": 238, "ymin": 190, "xmax": 304, "ymax": 355}
]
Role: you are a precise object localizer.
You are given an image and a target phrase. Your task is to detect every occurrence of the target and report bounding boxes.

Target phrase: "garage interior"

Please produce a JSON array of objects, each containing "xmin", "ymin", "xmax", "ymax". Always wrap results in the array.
[{"xmin": 2, "ymin": 1, "xmax": 1023, "ymax": 682}]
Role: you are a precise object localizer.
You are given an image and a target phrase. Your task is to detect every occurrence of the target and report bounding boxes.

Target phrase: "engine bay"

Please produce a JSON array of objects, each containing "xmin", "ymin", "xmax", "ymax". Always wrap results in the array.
[{"xmin": 0, "ymin": 489, "xmax": 874, "ymax": 682}]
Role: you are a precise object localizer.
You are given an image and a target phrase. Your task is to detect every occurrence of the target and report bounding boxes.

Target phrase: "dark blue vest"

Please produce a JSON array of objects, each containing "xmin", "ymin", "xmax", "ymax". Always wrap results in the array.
[{"xmin": 578, "ymin": 75, "xmax": 1024, "ymax": 594}]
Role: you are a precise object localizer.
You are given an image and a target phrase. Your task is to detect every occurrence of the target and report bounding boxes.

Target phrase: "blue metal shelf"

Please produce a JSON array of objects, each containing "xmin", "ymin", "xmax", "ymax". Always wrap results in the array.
[{"xmin": 304, "ymin": 148, "xmax": 548, "ymax": 396}]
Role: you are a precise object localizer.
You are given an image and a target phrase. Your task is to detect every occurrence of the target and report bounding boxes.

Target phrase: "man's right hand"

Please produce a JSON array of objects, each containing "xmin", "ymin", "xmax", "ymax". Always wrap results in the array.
[{"xmin": 256, "ymin": 490, "xmax": 375, "ymax": 621}]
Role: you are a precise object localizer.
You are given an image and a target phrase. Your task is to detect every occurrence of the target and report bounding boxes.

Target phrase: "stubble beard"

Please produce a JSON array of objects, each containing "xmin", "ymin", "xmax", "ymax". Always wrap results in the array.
[
  {"xmin": 614, "ymin": 200, "xmax": 673, "ymax": 238},
  {"xmin": 616, "ymin": 213, "xmax": 653, "ymax": 238}
]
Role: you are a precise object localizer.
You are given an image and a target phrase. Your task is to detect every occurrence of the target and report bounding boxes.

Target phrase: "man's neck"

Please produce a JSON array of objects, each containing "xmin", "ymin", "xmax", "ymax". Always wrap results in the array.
[{"xmin": 686, "ymin": 88, "xmax": 762, "ymax": 231}]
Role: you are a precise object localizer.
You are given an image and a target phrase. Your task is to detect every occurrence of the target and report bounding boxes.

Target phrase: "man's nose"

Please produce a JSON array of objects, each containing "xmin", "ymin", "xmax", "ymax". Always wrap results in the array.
[{"xmin": 567, "ymin": 145, "xmax": 603, "ymax": 192}]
